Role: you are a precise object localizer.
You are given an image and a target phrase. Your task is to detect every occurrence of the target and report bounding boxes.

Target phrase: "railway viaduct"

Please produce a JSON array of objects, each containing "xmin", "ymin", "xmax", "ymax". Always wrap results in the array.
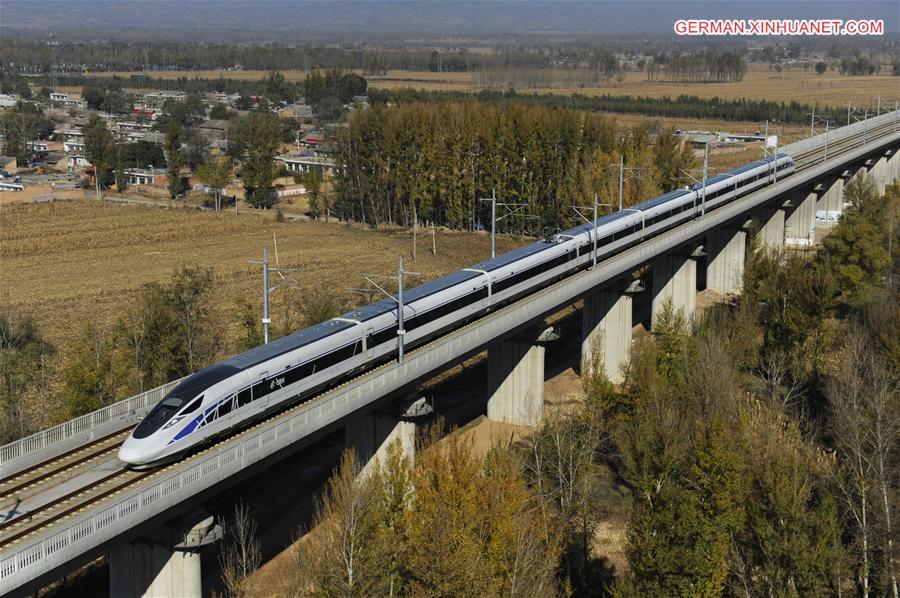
[{"xmin": 1, "ymin": 111, "xmax": 899, "ymax": 597}]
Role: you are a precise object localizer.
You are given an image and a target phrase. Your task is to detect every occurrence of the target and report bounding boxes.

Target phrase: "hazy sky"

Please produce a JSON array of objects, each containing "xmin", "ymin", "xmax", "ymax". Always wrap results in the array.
[{"xmin": 2, "ymin": 1, "xmax": 897, "ymax": 38}]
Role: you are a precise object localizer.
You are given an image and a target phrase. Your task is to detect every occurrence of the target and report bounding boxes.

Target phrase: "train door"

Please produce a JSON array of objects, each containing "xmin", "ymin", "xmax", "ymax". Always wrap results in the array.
[
  {"xmin": 253, "ymin": 370, "xmax": 269, "ymax": 412},
  {"xmin": 216, "ymin": 381, "xmax": 236, "ymax": 424},
  {"xmin": 365, "ymin": 325, "xmax": 376, "ymax": 361}
]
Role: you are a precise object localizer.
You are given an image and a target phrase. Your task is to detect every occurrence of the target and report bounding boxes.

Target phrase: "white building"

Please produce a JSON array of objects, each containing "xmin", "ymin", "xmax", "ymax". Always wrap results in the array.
[{"xmin": 276, "ymin": 154, "xmax": 337, "ymax": 176}]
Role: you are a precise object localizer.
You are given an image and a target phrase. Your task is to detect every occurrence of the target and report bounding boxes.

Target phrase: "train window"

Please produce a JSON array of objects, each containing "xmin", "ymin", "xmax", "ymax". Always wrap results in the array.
[
  {"xmin": 284, "ymin": 365, "xmax": 304, "ymax": 386},
  {"xmin": 133, "ymin": 396, "xmax": 185, "ymax": 438},
  {"xmin": 237, "ymin": 388, "xmax": 252, "ymax": 408},
  {"xmin": 180, "ymin": 395, "xmax": 203, "ymax": 415},
  {"xmin": 217, "ymin": 397, "xmax": 234, "ymax": 417},
  {"xmin": 370, "ymin": 327, "xmax": 395, "ymax": 348},
  {"xmin": 203, "ymin": 408, "xmax": 218, "ymax": 426},
  {"xmin": 251, "ymin": 381, "xmax": 267, "ymax": 401}
]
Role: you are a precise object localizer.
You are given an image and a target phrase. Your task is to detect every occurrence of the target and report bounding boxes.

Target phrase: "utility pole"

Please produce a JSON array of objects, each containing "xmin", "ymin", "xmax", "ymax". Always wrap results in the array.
[
  {"xmin": 571, "ymin": 193, "xmax": 611, "ymax": 269},
  {"xmin": 847, "ymin": 101, "xmax": 852, "ymax": 126},
  {"xmin": 701, "ymin": 140, "xmax": 709, "ymax": 215},
  {"xmin": 398, "ymin": 257, "xmax": 406, "ymax": 362},
  {"xmin": 823, "ymin": 120, "xmax": 830, "ymax": 161},
  {"xmin": 773, "ymin": 138, "xmax": 779, "ymax": 182},
  {"xmin": 250, "ymin": 238, "xmax": 302, "ymax": 345},
  {"xmin": 618, "ymin": 154, "xmax": 624, "ymax": 211},
  {"xmin": 412, "ymin": 204, "xmax": 417, "ymax": 261},
  {"xmin": 262, "ymin": 247, "xmax": 270, "ymax": 343},
  {"xmin": 680, "ymin": 143, "xmax": 718, "ymax": 209},
  {"xmin": 864, "ymin": 109, "xmax": 868, "ymax": 142},
  {"xmin": 351, "ymin": 258, "xmax": 419, "ymax": 363},
  {"xmin": 479, "ymin": 189, "xmax": 527, "ymax": 259},
  {"xmin": 810, "ymin": 106, "xmax": 815, "ymax": 136},
  {"xmin": 608, "ymin": 156, "xmax": 646, "ymax": 212}
]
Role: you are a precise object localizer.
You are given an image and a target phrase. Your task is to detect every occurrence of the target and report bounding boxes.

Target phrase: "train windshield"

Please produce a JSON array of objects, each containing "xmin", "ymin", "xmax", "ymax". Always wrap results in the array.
[{"xmin": 133, "ymin": 396, "xmax": 185, "ymax": 439}]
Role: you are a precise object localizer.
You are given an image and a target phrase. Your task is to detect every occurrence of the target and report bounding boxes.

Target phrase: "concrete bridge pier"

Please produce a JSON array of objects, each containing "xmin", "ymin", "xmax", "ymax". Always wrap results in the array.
[
  {"xmin": 816, "ymin": 176, "xmax": 844, "ymax": 228},
  {"xmin": 784, "ymin": 189, "xmax": 818, "ymax": 245},
  {"xmin": 706, "ymin": 226, "xmax": 747, "ymax": 295},
  {"xmin": 581, "ymin": 280, "xmax": 641, "ymax": 384},
  {"xmin": 872, "ymin": 153, "xmax": 891, "ymax": 194},
  {"xmin": 109, "ymin": 514, "xmax": 222, "ymax": 598},
  {"xmin": 345, "ymin": 397, "xmax": 433, "ymax": 474},
  {"xmin": 754, "ymin": 205, "xmax": 785, "ymax": 251},
  {"xmin": 651, "ymin": 248, "xmax": 701, "ymax": 329},
  {"xmin": 486, "ymin": 326, "xmax": 559, "ymax": 425},
  {"xmin": 888, "ymin": 149, "xmax": 900, "ymax": 185}
]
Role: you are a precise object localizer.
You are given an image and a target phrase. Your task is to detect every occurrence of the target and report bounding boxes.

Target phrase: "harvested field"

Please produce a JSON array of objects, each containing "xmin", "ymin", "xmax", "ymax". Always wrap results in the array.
[
  {"xmin": 86, "ymin": 65, "xmax": 899, "ymax": 108},
  {"xmin": 0, "ymin": 200, "xmax": 521, "ymax": 361}
]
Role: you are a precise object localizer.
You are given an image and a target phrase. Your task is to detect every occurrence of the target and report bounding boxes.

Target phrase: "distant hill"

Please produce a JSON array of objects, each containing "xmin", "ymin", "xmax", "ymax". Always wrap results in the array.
[{"xmin": 1, "ymin": 1, "xmax": 898, "ymax": 41}]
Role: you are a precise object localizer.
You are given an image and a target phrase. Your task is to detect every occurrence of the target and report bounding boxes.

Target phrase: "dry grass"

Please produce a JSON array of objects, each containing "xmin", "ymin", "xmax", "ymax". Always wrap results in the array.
[
  {"xmin": 364, "ymin": 66, "xmax": 898, "ymax": 107},
  {"xmin": 0, "ymin": 200, "xmax": 519, "ymax": 360},
  {"xmin": 89, "ymin": 65, "xmax": 897, "ymax": 108}
]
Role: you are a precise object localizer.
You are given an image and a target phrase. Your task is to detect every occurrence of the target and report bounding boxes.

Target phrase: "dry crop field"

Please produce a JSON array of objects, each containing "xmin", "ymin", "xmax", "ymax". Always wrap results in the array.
[
  {"xmin": 365, "ymin": 66, "xmax": 898, "ymax": 107},
  {"xmin": 0, "ymin": 200, "xmax": 519, "ymax": 360},
  {"xmin": 87, "ymin": 65, "xmax": 899, "ymax": 108}
]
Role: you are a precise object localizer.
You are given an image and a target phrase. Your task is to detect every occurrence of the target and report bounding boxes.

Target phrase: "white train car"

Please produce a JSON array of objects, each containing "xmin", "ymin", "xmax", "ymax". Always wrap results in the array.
[{"xmin": 119, "ymin": 153, "xmax": 794, "ymax": 467}]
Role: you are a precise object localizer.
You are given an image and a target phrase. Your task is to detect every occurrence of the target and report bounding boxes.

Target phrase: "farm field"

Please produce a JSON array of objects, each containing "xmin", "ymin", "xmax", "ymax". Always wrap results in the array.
[
  {"xmin": 0, "ymin": 200, "xmax": 521, "ymax": 363},
  {"xmin": 85, "ymin": 65, "xmax": 899, "ymax": 108},
  {"xmin": 366, "ymin": 66, "xmax": 898, "ymax": 107}
]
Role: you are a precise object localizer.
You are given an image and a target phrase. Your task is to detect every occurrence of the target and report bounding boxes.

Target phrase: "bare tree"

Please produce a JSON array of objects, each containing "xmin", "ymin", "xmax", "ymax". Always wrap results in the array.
[
  {"xmin": 755, "ymin": 347, "xmax": 806, "ymax": 412},
  {"xmin": 866, "ymin": 344, "xmax": 899, "ymax": 598},
  {"xmin": 294, "ymin": 449, "xmax": 388, "ymax": 596},
  {"xmin": 523, "ymin": 403, "xmax": 607, "ymax": 592},
  {"xmin": 219, "ymin": 502, "xmax": 262, "ymax": 598},
  {"xmin": 829, "ymin": 330, "xmax": 876, "ymax": 598}
]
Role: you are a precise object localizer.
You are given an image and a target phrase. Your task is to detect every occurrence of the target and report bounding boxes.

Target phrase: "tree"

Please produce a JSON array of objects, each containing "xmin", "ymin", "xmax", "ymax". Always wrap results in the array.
[
  {"xmin": 304, "ymin": 168, "xmax": 324, "ymax": 218},
  {"xmin": 235, "ymin": 300, "xmax": 263, "ymax": 352},
  {"xmin": 815, "ymin": 61, "xmax": 828, "ymax": 75},
  {"xmin": 164, "ymin": 119, "xmax": 184, "ymax": 199},
  {"xmin": 828, "ymin": 328, "xmax": 899, "ymax": 597},
  {"xmin": 264, "ymin": 70, "xmax": 290, "ymax": 103},
  {"xmin": 525, "ymin": 408, "xmax": 606, "ymax": 593},
  {"xmin": 0, "ymin": 103, "xmax": 52, "ymax": 164},
  {"xmin": 234, "ymin": 112, "xmax": 281, "ymax": 209},
  {"xmin": 62, "ymin": 323, "xmax": 120, "ymax": 417},
  {"xmin": 166, "ymin": 265, "xmax": 217, "ymax": 373},
  {"xmin": 312, "ymin": 95, "xmax": 344, "ymax": 121},
  {"xmin": 402, "ymin": 433, "xmax": 497, "ymax": 596},
  {"xmin": 654, "ymin": 127, "xmax": 696, "ymax": 193},
  {"xmin": 736, "ymin": 403, "xmax": 845, "ymax": 596},
  {"xmin": 116, "ymin": 141, "xmax": 166, "ymax": 170},
  {"xmin": 0, "ymin": 306, "xmax": 54, "ymax": 442},
  {"xmin": 83, "ymin": 114, "xmax": 115, "ymax": 188},
  {"xmin": 219, "ymin": 502, "xmax": 261, "ymax": 598},
  {"xmin": 180, "ymin": 127, "xmax": 209, "ymax": 172},
  {"xmin": 292, "ymin": 449, "xmax": 391, "ymax": 596},
  {"xmin": 118, "ymin": 265, "xmax": 219, "ymax": 385},
  {"xmin": 820, "ymin": 174, "xmax": 891, "ymax": 307},
  {"xmin": 197, "ymin": 157, "xmax": 233, "ymax": 211},
  {"xmin": 115, "ymin": 144, "xmax": 128, "ymax": 194},
  {"xmin": 209, "ymin": 103, "xmax": 232, "ymax": 120}
]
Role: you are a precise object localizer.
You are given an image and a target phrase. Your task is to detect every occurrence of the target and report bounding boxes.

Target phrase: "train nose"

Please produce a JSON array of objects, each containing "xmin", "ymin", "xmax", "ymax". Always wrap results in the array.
[{"xmin": 117, "ymin": 440, "xmax": 144, "ymax": 465}]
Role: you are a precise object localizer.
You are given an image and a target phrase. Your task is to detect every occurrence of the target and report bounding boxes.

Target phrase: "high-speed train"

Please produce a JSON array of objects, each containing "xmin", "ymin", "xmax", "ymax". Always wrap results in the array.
[{"xmin": 118, "ymin": 153, "xmax": 794, "ymax": 467}]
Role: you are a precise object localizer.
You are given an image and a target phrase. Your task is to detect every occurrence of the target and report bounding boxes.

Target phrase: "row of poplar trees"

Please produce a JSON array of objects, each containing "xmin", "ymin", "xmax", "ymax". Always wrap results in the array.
[{"xmin": 333, "ymin": 101, "xmax": 696, "ymax": 232}]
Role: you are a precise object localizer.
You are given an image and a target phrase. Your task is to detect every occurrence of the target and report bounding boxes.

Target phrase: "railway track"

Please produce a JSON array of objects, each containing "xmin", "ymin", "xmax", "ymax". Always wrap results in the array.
[
  {"xmin": 1, "ymin": 120, "xmax": 896, "ymax": 554},
  {"xmin": 0, "ymin": 430, "xmax": 130, "ymax": 505},
  {"xmin": 792, "ymin": 120, "xmax": 896, "ymax": 171}
]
